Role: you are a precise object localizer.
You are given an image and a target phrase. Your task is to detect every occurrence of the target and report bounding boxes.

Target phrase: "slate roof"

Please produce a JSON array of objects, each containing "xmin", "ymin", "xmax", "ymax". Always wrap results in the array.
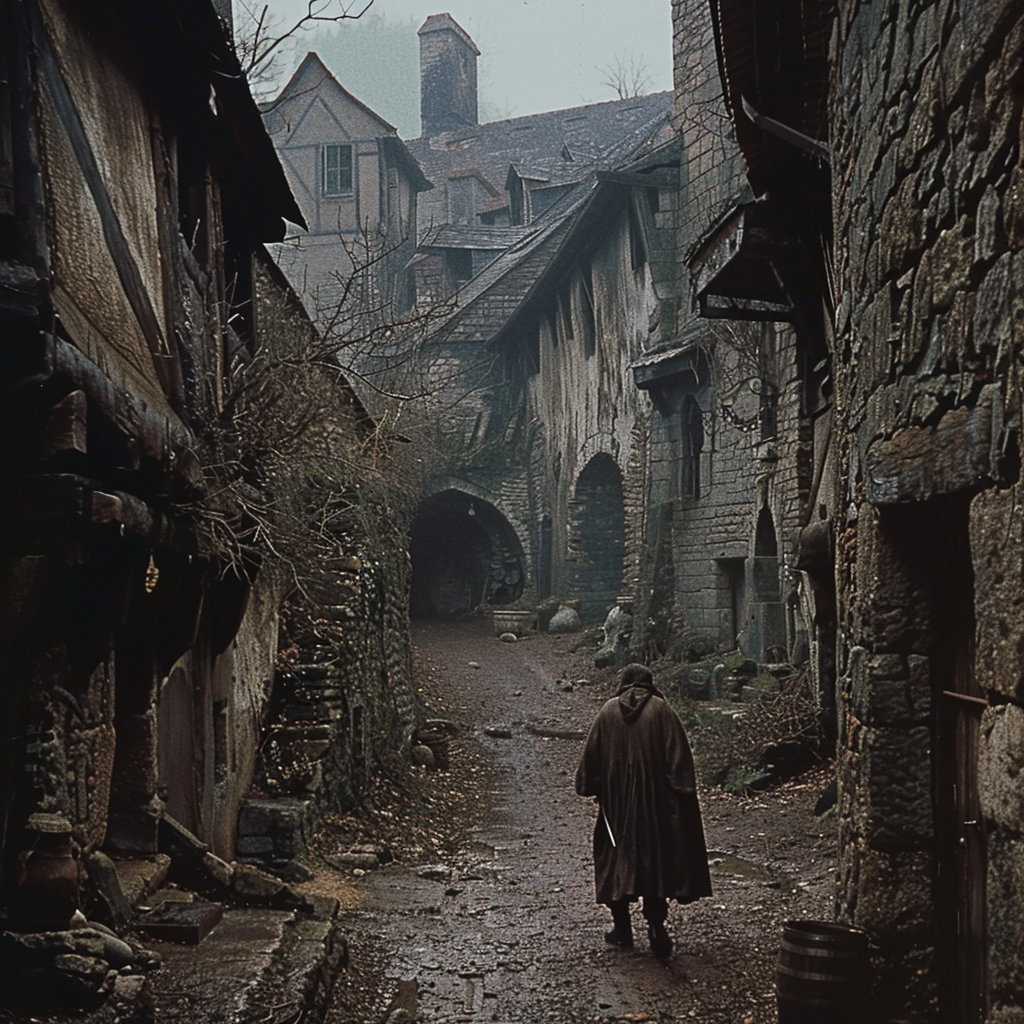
[
  {"xmin": 430, "ymin": 181, "xmax": 593, "ymax": 344},
  {"xmin": 407, "ymin": 90, "xmax": 673, "ymax": 213},
  {"xmin": 418, "ymin": 224, "xmax": 530, "ymax": 251},
  {"xmin": 428, "ymin": 110, "xmax": 675, "ymax": 347}
]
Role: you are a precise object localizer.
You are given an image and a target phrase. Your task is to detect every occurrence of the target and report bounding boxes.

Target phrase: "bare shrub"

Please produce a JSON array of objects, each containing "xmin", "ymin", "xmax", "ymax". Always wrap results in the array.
[{"xmin": 674, "ymin": 668, "xmax": 827, "ymax": 792}]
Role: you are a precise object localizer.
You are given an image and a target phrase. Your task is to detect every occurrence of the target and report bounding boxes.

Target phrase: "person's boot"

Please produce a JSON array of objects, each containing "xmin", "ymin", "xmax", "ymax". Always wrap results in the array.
[
  {"xmin": 642, "ymin": 897, "xmax": 672, "ymax": 958},
  {"xmin": 605, "ymin": 901, "xmax": 633, "ymax": 948},
  {"xmin": 647, "ymin": 921, "xmax": 673, "ymax": 959}
]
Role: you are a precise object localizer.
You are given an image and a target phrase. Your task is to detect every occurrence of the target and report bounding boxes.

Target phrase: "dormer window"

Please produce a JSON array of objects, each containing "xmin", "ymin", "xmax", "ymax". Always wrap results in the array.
[
  {"xmin": 323, "ymin": 143, "xmax": 353, "ymax": 195},
  {"xmin": 509, "ymin": 177, "xmax": 526, "ymax": 226}
]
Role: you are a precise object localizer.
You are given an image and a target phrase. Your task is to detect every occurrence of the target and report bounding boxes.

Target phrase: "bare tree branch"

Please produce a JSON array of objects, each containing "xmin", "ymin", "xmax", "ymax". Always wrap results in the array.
[
  {"xmin": 234, "ymin": 0, "xmax": 375, "ymax": 90},
  {"xmin": 600, "ymin": 55, "xmax": 650, "ymax": 100}
]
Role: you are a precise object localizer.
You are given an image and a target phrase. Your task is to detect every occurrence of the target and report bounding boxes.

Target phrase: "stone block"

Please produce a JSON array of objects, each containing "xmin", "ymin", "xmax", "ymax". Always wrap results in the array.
[
  {"xmin": 975, "ymin": 251, "xmax": 1023, "ymax": 373},
  {"xmin": 237, "ymin": 835, "xmax": 275, "ymax": 856},
  {"xmin": 237, "ymin": 800, "xmax": 274, "ymax": 837},
  {"xmin": 1004, "ymin": 164, "xmax": 1024, "ymax": 249},
  {"xmin": 975, "ymin": 184, "xmax": 1002, "ymax": 264},
  {"xmin": 860, "ymin": 724, "xmax": 934, "ymax": 848},
  {"xmin": 930, "ymin": 217, "xmax": 973, "ymax": 311},
  {"xmin": 849, "ymin": 647, "xmax": 931, "ymax": 727},
  {"xmin": 986, "ymin": 831, "xmax": 1024, "ymax": 1008},
  {"xmin": 678, "ymin": 665, "xmax": 711, "ymax": 700},
  {"xmin": 108, "ymin": 711, "xmax": 159, "ymax": 804},
  {"xmin": 971, "ymin": 487, "xmax": 1024, "ymax": 702},
  {"xmin": 851, "ymin": 846, "xmax": 933, "ymax": 940},
  {"xmin": 865, "ymin": 397, "xmax": 995, "ymax": 504},
  {"xmin": 83, "ymin": 850, "xmax": 133, "ymax": 931},
  {"xmin": 548, "ymin": 606, "xmax": 582, "ymax": 633},
  {"xmin": 231, "ymin": 862, "xmax": 286, "ymax": 901},
  {"xmin": 979, "ymin": 703, "xmax": 1024, "ymax": 830},
  {"xmin": 202, "ymin": 851, "xmax": 235, "ymax": 888},
  {"xmin": 105, "ymin": 801, "xmax": 161, "ymax": 857}
]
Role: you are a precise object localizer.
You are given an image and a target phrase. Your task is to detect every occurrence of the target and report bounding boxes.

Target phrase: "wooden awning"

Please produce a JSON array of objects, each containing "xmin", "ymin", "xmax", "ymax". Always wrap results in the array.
[{"xmin": 691, "ymin": 199, "xmax": 807, "ymax": 321}]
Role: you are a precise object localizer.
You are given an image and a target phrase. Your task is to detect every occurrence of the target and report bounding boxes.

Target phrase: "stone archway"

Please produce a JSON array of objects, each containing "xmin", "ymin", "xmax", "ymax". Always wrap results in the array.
[
  {"xmin": 409, "ymin": 490, "xmax": 526, "ymax": 618},
  {"xmin": 569, "ymin": 454, "xmax": 625, "ymax": 624},
  {"xmin": 746, "ymin": 504, "xmax": 786, "ymax": 661}
]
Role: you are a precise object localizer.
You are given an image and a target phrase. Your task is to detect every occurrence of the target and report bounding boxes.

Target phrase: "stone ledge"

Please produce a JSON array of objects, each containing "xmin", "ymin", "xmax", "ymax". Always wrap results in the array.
[{"xmin": 146, "ymin": 898, "xmax": 344, "ymax": 1024}]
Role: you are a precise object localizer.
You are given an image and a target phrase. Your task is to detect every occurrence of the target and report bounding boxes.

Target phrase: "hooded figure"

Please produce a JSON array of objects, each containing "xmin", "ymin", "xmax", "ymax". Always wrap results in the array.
[{"xmin": 575, "ymin": 663, "xmax": 712, "ymax": 957}]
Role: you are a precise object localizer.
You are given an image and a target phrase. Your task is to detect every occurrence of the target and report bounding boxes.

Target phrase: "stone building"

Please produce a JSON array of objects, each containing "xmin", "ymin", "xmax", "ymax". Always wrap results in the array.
[
  {"xmin": 0, "ymin": 0, "xmax": 416, "ymax": 942},
  {"xmin": 401, "ymin": 8, "xmax": 822, "ymax": 676},
  {"xmin": 709, "ymin": 0, "xmax": 1024, "ymax": 1019},
  {"xmin": 634, "ymin": 0, "xmax": 826, "ymax": 670},
  {"xmin": 406, "ymin": 13, "xmax": 674, "ymax": 303},
  {"xmin": 410, "ymin": 153, "xmax": 673, "ymax": 624}
]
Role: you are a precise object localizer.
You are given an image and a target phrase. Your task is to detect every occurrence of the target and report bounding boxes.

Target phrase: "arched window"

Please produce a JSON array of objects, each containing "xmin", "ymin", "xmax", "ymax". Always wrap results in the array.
[{"xmin": 681, "ymin": 396, "xmax": 704, "ymax": 500}]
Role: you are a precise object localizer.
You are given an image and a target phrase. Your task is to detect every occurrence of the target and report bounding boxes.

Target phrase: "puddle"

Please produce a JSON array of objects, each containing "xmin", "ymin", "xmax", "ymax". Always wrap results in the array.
[
  {"xmin": 707, "ymin": 851, "xmax": 791, "ymax": 889},
  {"xmin": 526, "ymin": 724, "xmax": 585, "ymax": 740}
]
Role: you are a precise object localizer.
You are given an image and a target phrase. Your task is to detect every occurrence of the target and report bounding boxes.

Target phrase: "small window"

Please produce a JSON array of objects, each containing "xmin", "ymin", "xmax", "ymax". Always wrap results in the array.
[
  {"xmin": 681, "ymin": 395, "xmax": 704, "ymax": 500},
  {"xmin": 558, "ymin": 290, "xmax": 573, "ymax": 341},
  {"xmin": 759, "ymin": 380, "xmax": 778, "ymax": 441},
  {"xmin": 629, "ymin": 205, "xmax": 647, "ymax": 271},
  {"xmin": 580, "ymin": 263, "xmax": 596, "ymax": 358},
  {"xmin": 323, "ymin": 143, "xmax": 353, "ymax": 195},
  {"xmin": 446, "ymin": 248, "xmax": 473, "ymax": 289}
]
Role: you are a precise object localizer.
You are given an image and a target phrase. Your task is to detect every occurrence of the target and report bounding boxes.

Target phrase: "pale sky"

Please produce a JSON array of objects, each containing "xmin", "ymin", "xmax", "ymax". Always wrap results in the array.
[{"xmin": 245, "ymin": 0, "xmax": 674, "ymax": 122}]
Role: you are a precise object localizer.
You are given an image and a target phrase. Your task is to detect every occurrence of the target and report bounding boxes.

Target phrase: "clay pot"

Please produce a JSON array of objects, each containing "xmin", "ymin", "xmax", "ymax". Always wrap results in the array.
[{"xmin": 9, "ymin": 813, "xmax": 81, "ymax": 931}]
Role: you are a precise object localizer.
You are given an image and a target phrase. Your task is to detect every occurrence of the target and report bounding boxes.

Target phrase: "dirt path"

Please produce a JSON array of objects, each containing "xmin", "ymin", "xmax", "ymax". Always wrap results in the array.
[{"xmin": 309, "ymin": 618, "xmax": 837, "ymax": 1024}]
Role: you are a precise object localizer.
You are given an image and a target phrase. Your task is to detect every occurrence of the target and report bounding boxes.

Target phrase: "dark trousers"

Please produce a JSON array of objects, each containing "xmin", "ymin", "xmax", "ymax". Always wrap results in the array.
[{"xmin": 608, "ymin": 896, "xmax": 667, "ymax": 926}]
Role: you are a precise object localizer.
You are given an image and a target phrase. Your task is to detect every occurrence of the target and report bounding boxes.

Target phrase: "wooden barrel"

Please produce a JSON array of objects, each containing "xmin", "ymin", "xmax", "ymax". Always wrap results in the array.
[{"xmin": 776, "ymin": 919, "xmax": 870, "ymax": 1023}]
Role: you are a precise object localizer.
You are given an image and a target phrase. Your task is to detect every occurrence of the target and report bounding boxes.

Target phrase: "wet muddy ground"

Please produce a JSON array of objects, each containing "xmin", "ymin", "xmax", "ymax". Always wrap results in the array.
[{"xmin": 303, "ymin": 618, "xmax": 837, "ymax": 1024}]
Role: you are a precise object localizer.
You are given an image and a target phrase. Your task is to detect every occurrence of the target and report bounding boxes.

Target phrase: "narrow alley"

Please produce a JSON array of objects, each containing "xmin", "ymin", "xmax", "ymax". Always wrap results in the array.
[
  {"xmin": 5, "ymin": 1, "xmax": 1022, "ymax": 1020},
  {"xmin": 312, "ymin": 620, "xmax": 836, "ymax": 1024}
]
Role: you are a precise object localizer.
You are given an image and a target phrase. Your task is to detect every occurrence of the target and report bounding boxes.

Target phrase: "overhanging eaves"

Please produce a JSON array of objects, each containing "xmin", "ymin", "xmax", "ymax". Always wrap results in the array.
[{"xmin": 690, "ymin": 199, "xmax": 808, "ymax": 323}]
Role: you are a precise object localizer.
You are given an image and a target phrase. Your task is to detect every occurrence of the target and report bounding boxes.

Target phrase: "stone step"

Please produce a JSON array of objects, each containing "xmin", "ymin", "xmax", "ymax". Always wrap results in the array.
[{"xmin": 146, "ymin": 898, "xmax": 345, "ymax": 1024}]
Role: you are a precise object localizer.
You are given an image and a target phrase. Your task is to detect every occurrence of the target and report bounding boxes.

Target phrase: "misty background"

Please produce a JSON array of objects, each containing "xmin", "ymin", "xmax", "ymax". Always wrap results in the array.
[{"xmin": 237, "ymin": 0, "xmax": 674, "ymax": 137}]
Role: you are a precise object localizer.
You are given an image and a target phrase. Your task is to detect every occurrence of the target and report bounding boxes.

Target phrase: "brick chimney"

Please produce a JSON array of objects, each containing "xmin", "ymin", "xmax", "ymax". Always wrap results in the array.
[{"xmin": 418, "ymin": 13, "xmax": 480, "ymax": 136}]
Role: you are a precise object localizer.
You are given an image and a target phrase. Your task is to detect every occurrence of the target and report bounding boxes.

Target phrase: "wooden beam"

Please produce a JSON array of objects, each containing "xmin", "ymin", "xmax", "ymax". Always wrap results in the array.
[
  {"xmin": 12, "ymin": 472, "xmax": 197, "ymax": 554},
  {"xmin": 35, "ymin": 389, "xmax": 87, "ymax": 459},
  {"xmin": 43, "ymin": 333, "xmax": 202, "ymax": 493}
]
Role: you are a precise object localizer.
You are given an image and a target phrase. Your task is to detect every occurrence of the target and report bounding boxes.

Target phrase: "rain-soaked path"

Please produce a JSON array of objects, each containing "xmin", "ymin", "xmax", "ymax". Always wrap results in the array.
[{"xmin": 321, "ymin": 619, "xmax": 836, "ymax": 1024}]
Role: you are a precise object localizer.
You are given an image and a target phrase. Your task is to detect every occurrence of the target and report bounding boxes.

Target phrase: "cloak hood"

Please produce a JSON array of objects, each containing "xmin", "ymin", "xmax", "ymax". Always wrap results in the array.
[
  {"xmin": 615, "ymin": 664, "xmax": 662, "ymax": 722},
  {"xmin": 618, "ymin": 685, "xmax": 653, "ymax": 722}
]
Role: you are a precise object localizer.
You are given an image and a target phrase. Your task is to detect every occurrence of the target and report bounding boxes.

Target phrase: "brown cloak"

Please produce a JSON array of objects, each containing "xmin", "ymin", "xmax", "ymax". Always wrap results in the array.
[{"xmin": 575, "ymin": 686, "xmax": 712, "ymax": 906}]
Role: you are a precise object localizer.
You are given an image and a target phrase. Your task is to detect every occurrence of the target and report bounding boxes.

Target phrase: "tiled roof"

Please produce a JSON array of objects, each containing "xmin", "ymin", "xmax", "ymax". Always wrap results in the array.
[
  {"xmin": 407, "ymin": 91, "xmax": 673, "ymax": 201},
  {"xmin": 418, "ymin": 94, "xmax": 674, "ymax": 346},
  {"xmin": 426, "ymin": 107, "xmax": 677, "ymax": 348},
  {"xmin": 428, "ymin": 178, "xmax": 597, "ymax": 344},
  {"xmin": 419, "ymin": 224, "xmax": 531, "ymax": 251}
]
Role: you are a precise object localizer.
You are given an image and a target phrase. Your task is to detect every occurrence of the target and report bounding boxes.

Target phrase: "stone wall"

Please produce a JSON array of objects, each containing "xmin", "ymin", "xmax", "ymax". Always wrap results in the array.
[
  {"xmin": 829, "ymin": 1, "xmax": 1024, "ymax": 1017},
  {"xmin": 525, "ymin": 209, "xmax": 657, "ymax": 624},
  {"xmin": 234, "ymin": 257, "xmax": 418, "ymax": 874},
  {"xmin": 408, "ymin": 199, "xmax": 657, "ymax": 627},
  {"xmin": 650, "ymin": 0, "xmax": 812, "ymax": 662}
]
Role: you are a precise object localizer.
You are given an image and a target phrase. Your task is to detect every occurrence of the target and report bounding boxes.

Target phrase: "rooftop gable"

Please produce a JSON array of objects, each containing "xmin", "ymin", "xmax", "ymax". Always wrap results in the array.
[{"xmin": 269, "ymin": 50, "xmax": 397, "ymax": 136}]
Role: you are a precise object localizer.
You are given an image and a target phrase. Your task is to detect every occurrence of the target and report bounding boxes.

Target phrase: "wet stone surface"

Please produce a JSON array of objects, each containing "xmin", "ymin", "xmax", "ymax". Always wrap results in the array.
[{"xmin": 307, "ymin": 619, "xmax": 836, "ymax": 1024}]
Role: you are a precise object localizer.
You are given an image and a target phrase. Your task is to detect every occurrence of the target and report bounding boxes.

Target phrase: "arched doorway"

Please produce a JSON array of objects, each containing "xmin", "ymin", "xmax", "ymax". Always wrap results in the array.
[
  {"xmin": 409, "ymin": 490, "xmax": 526, "ymax": 618},
  {"xmin": 747, "ymin": 504, "xmax": 787, "ymax": 661},
  {"xmin": 569, "ymin": 454, "xmax": 625, "ymax": 623}
]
